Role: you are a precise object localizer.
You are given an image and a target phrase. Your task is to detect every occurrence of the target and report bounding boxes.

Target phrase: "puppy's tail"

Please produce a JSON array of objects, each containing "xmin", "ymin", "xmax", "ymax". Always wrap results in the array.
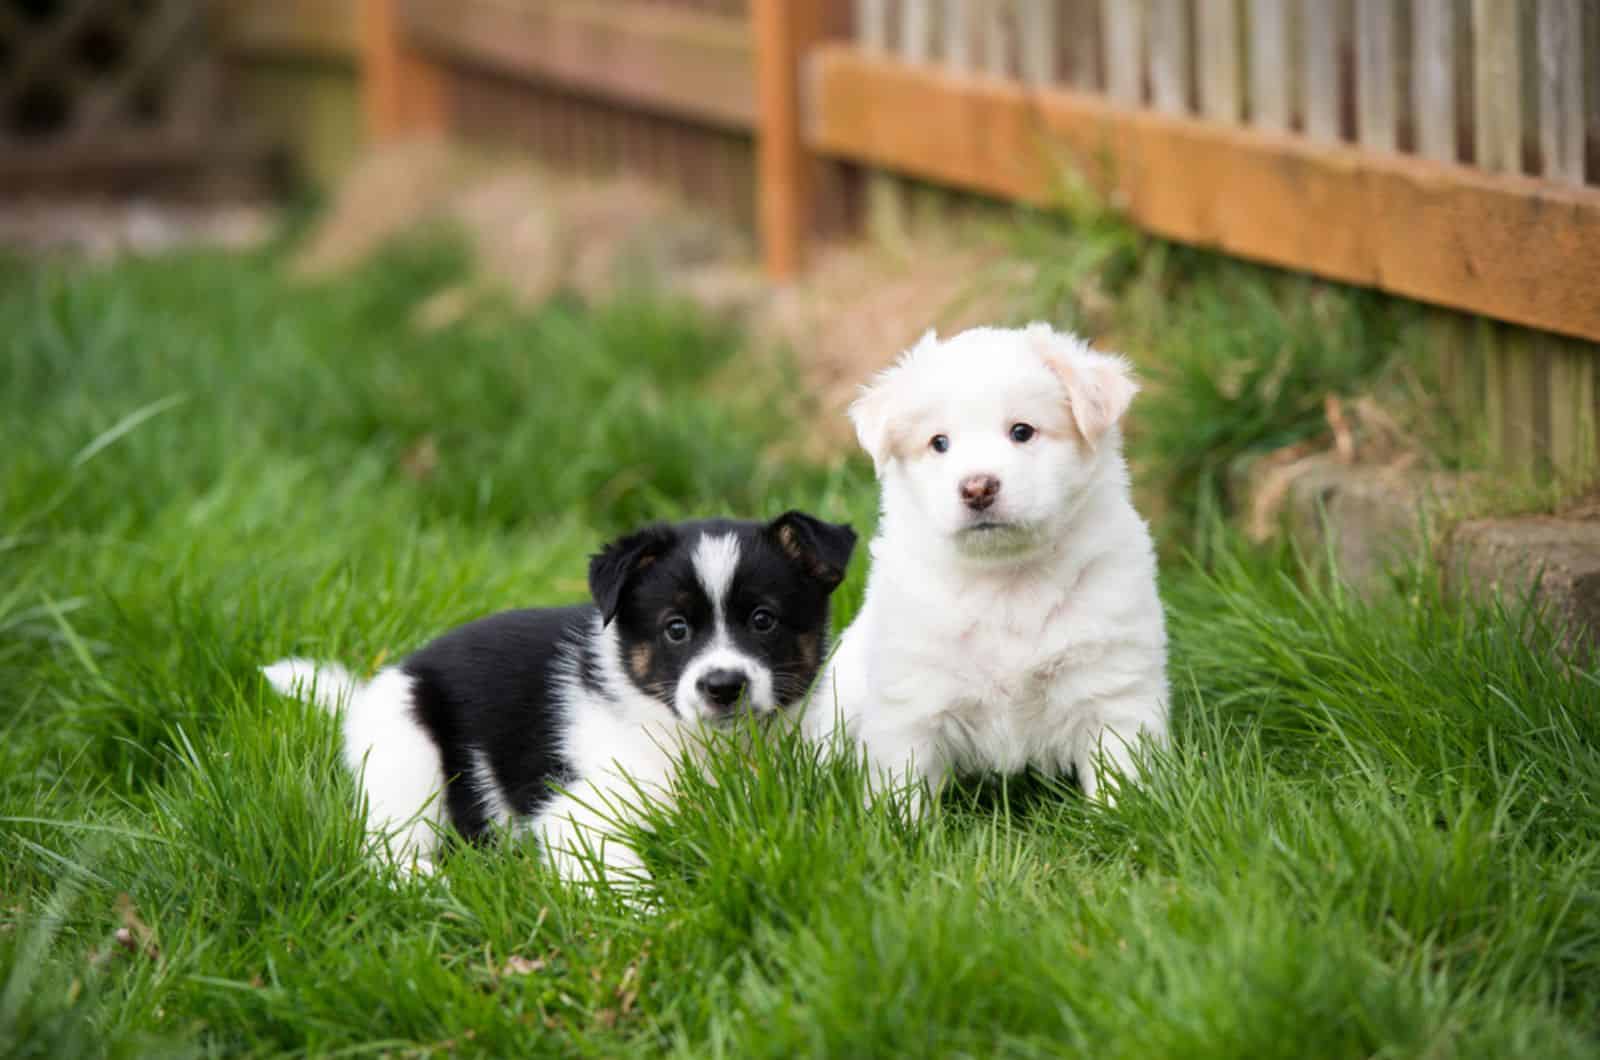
[{"xmin": 261, "ymin": 657, "xmax": 362, "ymax": 712}]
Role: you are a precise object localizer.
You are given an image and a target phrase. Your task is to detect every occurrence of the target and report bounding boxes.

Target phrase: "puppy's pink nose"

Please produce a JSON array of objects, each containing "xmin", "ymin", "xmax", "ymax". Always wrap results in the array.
[{"xmin": 959, "ymin": 474, "xmax": 1000, "ymax": 511}]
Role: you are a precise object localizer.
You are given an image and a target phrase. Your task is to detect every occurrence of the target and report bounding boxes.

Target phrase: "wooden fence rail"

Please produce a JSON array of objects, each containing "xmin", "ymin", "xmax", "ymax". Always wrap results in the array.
[
  {"xmin": 801, "ymin": 0, "xmax": 1599, "ymax": 331},
  {"xmin": 804, "ymin": 44, "xmax": 1600, "ymax": 345}
]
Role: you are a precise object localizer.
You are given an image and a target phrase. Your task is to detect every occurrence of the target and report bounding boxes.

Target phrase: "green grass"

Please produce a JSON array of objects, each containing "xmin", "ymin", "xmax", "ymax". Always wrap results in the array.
[{"xmin": 4, "ymin": 239, "xmax": 1599, "ymax": 1058}]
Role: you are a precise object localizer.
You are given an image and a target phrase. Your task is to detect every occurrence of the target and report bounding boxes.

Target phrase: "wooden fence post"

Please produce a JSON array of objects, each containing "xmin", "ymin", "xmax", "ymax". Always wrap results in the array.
[
  {"xmin": 360, "ymin": 0, "xmax": 446, "ymax": 141},
  {"xmin": 753, "ymin": 0, "xmax": 849, "ymax": 279}
]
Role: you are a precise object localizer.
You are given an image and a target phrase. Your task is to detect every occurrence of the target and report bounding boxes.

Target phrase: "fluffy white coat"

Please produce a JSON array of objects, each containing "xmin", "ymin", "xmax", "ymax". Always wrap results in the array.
[{"xmin": 807, "ymin": 324, "xmax": 1169, "ymax": 803}]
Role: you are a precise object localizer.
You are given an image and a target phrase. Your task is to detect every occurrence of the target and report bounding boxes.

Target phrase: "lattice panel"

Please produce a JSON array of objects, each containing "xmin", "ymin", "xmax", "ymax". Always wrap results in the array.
[{"xmin": 1, "ymin": 0, "xmax": 216, "ymax": 147}]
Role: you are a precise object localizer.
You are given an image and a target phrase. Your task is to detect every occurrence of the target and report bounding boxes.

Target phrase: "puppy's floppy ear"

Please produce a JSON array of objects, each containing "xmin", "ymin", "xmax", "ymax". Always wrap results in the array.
[
  {"xmin": 588, "ymin": 524, "xmax": 677, "ymax": 625},
  {"xmin": 849, "ymin": 329, "xmax": 939, "ymax": 471},
  {"xmin": 847, "ymin": 384, "xmax": 895, "ymax": 472},
  {"xmin": 1026, "ymin": 323, "xmax": 1139, "ymax": 449},
  {"xmin": 765, "ymin": 510, "xmax": 858, "ymax": 592}
]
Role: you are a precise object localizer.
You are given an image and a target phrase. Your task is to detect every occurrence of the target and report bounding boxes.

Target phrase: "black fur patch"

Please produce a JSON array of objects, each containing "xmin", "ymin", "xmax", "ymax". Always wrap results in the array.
[
  {"xmin": 403, "ymin": 606, "xmax": 585, "ymax": 841},
  {"xmin": 398, "ymin": 514, "xmax": 856, "ymax": 847}
]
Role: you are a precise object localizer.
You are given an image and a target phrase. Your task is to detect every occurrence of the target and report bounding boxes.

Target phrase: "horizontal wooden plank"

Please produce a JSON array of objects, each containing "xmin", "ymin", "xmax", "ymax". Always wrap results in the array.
[
  {"xmin": 400, "ymin": 0, "xmax": 756, "ymax": 131},
  {"xmin": 222, "ymin": 0, "xmax": 360, "ymax": 63},
  {"xmin": 0, "ymin": 132, "xmax": 271, "ymax": 195},
  {"xmin": 804, "ymin": 46, "xmax": 1600, "ymax": 344}
]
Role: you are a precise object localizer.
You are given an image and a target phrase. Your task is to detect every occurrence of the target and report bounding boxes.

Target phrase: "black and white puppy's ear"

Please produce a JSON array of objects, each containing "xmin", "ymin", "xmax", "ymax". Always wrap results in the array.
[
  {"xmin": 765, "ymin": 511, "xmax": 858, "ymax": 591},
  {"xmin": 589, "ymin": 524, "xmax": 678, "ymax": 625}
]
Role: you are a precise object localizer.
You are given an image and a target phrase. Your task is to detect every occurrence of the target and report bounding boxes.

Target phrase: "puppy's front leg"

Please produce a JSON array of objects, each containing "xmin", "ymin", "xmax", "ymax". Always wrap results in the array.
[
  {"xmin": 859, "ymin": 720, "xmax": 949, "ymax": 823},
  {"xmin": 534, "ymin": 789, "xmax": 653, "ymax": 897},
  {"xmin": 1070, "ymin": 705, "xmax": 1165, "ymax": 804}
]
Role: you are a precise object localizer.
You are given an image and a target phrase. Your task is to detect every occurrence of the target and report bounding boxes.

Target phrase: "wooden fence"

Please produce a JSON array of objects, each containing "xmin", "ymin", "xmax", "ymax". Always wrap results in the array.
[
  {"xmin": 389, "ymin": 0, "xmax": 792, "ymax": 229},
  {"xmin": 370, "ymin": 0, "xmax": 1597, "ymax": 480},
  {"xmin": 768, "ymin": 0, "xmax": 1600, "ymax": 481},
  {"xmin": 7, "ymin": 0, "xmax": 1594, "ymax": 478},
  {"xmin": 795, "ymin": 1, "xmax": 1600, "ymax": 308}
]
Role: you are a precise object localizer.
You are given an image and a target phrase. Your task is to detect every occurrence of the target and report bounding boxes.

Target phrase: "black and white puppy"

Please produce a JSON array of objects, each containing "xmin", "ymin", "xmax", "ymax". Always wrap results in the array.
[{"xmin": 263, "ymin": 512, "xmax": 856, "ymax": 888}]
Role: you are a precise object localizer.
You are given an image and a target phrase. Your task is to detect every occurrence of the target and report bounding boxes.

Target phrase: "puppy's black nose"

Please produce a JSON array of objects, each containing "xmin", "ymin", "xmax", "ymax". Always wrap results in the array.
[
  {"xmin": 698, "ymin": 669, "xmax": 748, "ymax": 709},
  {"xmin": 959, "ymin": 474, "xmax": 1001, "ymax": 511}
]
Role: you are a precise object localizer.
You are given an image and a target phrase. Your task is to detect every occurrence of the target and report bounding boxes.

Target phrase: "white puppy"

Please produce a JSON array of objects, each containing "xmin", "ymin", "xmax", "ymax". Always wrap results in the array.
[{"xmin": 807, "ymin": 324, "xmax": 1168, "ymax": 805}]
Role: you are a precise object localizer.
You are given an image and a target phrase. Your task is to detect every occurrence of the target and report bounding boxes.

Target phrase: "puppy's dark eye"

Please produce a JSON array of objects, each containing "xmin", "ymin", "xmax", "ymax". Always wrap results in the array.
[
  {"xmin": 1009, "ymin": 423, "xmax": 1036, "ymax": 444},
  {"xmin": 749, "ymin": 607, "xmax": 777, "ymax": 634},
  {"xmin": 930, "ymin": 434, "xmax": 950, "ymax": 454},
  {"xmin": 663, "ymin": 617, "xmax": 691, "ymax": 644}
]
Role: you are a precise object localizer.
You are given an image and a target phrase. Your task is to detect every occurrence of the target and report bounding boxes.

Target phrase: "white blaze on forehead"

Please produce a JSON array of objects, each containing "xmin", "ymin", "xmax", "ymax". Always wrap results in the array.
[
  {"xmin": 691, "ymin": 532, "xmax": 741, "ymax": 612},
  {"xmin": 680, "ymin": 531, "xmax": 777, "ymax": 718}
]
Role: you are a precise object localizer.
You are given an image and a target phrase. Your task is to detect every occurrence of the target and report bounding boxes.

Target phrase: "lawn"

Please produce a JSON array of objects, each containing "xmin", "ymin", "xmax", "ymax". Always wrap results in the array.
[{"xmin": 3, "ymin": 238, "xmax": 1599, "ymax": 1059}]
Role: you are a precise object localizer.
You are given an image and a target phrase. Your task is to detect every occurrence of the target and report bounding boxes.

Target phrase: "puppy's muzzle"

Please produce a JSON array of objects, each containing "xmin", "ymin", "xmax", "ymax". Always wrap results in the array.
[
  {"xmin": 959, "ymin": 474, "xmax": 1001, "ymax": 512},
  {"xmin": 697, "ymin": 668, "xmax": 749, "ymax": 710}
]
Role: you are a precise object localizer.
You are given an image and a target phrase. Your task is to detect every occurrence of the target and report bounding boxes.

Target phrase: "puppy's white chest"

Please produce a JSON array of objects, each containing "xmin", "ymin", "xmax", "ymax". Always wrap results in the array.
[{"xmin": 898, "ymin": 608, "xmax": 1073, "ymax": 772}]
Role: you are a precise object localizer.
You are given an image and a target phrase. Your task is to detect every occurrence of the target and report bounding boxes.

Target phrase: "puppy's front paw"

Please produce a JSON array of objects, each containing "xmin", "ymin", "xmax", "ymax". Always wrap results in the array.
[
  {"xmin": 863, "ymin": 766, "xmax": 940, "ymax": 827},
  {"xmin": 1074, "ymin": 724, "xmax": 1158, "ymax": 807},
  {"xmin": 1081, "ymin": 768, "xmax": 1121, "ymax": 809}
]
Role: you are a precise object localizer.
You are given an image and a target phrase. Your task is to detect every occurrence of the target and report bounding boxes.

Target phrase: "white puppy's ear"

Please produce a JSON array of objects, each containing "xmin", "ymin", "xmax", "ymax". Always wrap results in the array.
[
  {"xmin": 1026, "ymin": 324, "xmax": 1139, "ymax": 449},
  {"xmin": 849, "ymin": 329, "xmax": 938, "ymax": 471},
  {"xmin": 847, "ymin": 384, "xmax": 893, "ymax": 471}
]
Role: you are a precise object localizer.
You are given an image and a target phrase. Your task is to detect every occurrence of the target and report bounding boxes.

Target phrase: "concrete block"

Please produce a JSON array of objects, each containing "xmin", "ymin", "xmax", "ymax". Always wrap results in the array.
[
  {"xmin": 1274, "ymin": 456, "xmax": 1466, "ymax": 594},
  {"xmin": 1446, "ymin": 518, "xmax": 1600, "ymax": 660}
]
